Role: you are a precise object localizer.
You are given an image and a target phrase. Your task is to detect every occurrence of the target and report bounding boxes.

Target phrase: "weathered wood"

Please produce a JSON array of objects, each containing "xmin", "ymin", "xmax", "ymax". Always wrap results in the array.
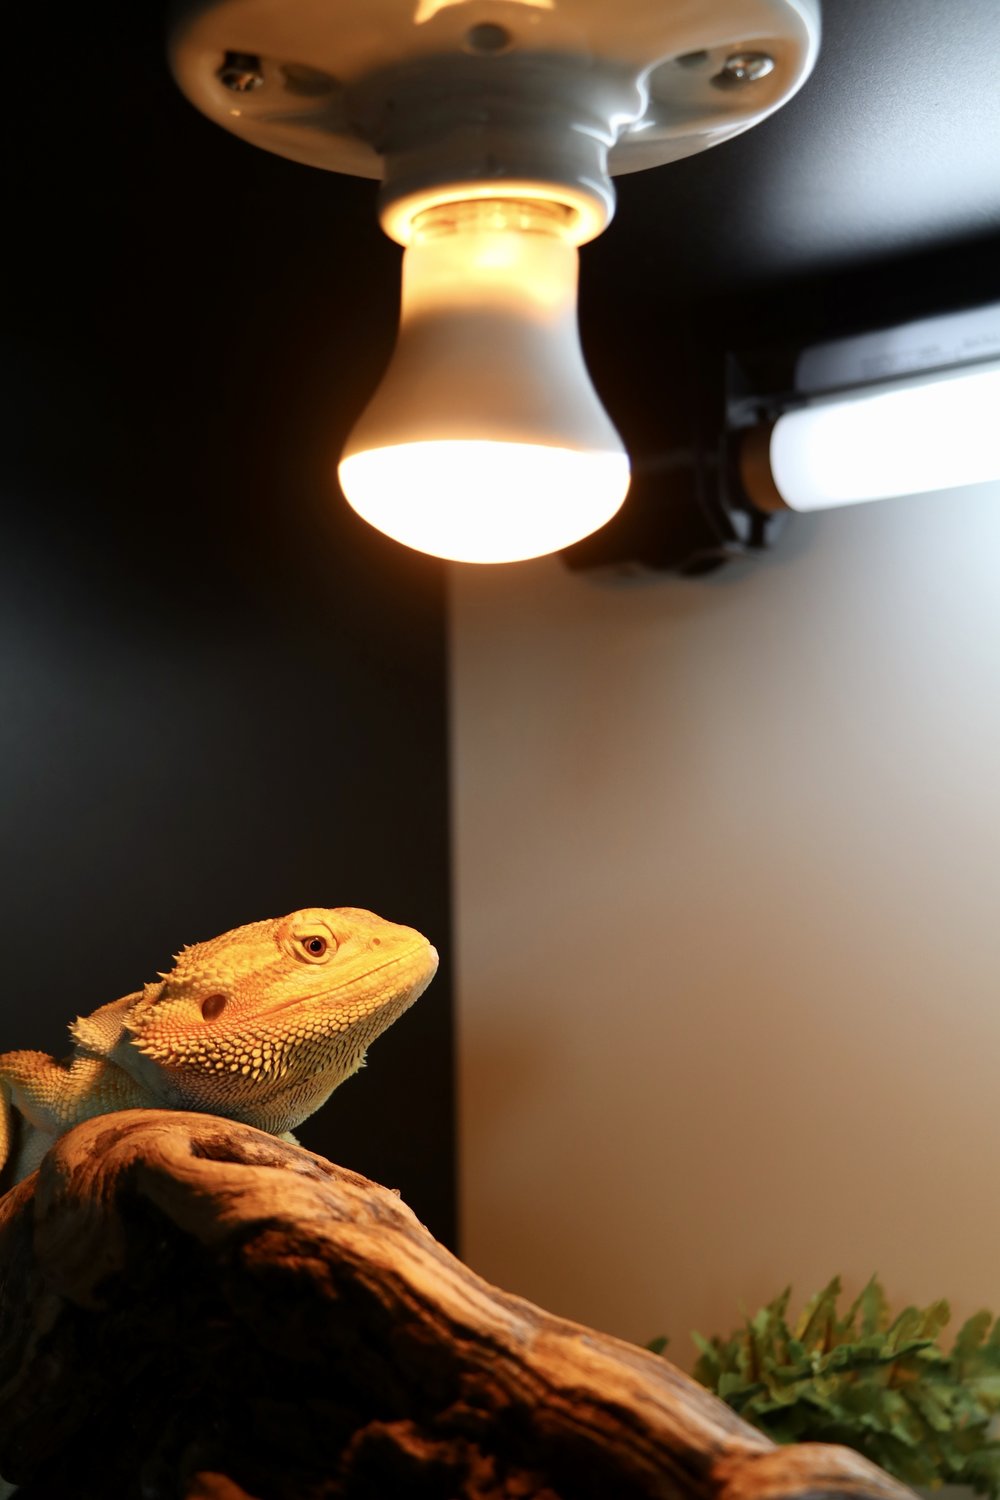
[{"xmin": 0, "ymin": 1111, "xmax": 914, "ymax": 1500}]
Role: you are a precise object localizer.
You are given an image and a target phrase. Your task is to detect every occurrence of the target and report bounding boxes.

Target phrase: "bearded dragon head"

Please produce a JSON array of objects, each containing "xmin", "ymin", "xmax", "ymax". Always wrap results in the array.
[{"xmin": 74, "ymin": 907, "xmax": 438, "ymax": 1133}]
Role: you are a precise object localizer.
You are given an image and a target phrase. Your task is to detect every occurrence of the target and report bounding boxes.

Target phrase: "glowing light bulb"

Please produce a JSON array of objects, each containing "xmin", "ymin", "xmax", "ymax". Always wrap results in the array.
[{"xmin": 338, "ymin": 199, "xmax": 630, "ymax": 564}]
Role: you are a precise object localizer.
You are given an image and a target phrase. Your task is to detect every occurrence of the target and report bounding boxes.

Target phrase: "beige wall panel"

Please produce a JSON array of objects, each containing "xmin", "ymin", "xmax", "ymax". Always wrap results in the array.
[{"xmin": 450, "ymin": 483, "xmax": 1000, "ymax": 1367}]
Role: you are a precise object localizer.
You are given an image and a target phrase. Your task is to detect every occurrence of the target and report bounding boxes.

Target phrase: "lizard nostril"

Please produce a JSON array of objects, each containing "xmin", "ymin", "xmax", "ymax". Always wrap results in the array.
[
  {"xmin": 371, "ymin": 937, "xmax": 381, "ymax": 947},
  {"xmin": 201, "ymin": 993, "xmax": 228, "ymax": 1022}
]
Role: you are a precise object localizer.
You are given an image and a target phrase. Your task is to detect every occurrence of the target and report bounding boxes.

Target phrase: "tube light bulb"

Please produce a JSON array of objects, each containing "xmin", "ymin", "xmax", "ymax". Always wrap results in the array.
[
  {"xmin": 338, "ymin": 199, "xmax": 630, "ymax": 564},
  {"xmin": 763, "ymin": 362, "xmax": 1000, "ymax": 511}
]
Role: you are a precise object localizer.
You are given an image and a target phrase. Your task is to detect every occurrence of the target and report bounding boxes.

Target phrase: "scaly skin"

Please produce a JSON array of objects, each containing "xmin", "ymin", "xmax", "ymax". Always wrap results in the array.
[{"xmin": 0, "ymin": 906, "xmax": 438, "ymax": 1185}]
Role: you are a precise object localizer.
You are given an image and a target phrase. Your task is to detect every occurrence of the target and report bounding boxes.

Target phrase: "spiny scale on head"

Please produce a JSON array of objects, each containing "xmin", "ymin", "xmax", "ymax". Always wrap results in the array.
[{"xmin": 0, "ymin": 906, "xmax": 438, "ymax": 1177}]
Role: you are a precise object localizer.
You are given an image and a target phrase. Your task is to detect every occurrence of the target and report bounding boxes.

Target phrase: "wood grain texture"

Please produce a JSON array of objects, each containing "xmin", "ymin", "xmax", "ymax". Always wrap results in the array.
[{"xmin": 0, "ymin": 1112, "xmax": 916, "ymax": 1500}]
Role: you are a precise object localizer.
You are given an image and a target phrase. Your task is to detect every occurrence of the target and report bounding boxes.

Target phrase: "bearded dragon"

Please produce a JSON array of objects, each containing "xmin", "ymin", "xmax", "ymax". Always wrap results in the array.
[{"xmin": 0, "ymin": 906, "xmax": 438, "ymax": 1186}]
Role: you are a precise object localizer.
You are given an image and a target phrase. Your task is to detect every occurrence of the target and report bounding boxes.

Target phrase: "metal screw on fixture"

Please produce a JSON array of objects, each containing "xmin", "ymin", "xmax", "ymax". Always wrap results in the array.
[
  {"xmin": 217, "ymin": 51, "xmax": 265, "ymax": 92},
  {"xmin": 714, "ymin": 50, "xmax": 776, "ymax": 86}
]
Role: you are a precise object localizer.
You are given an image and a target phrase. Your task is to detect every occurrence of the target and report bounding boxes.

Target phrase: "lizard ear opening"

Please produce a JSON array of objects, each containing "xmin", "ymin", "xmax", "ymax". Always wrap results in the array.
[{"xmin": 201, "ymin": 994, "xmax": 228, "ymax": 1023}]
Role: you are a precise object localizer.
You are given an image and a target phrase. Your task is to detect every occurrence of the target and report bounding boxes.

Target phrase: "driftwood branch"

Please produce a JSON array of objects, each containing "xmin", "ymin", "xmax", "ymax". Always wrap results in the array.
[{"xmin": 0, "ymin": 1111, "xmax": 914, "ymax": 1500}]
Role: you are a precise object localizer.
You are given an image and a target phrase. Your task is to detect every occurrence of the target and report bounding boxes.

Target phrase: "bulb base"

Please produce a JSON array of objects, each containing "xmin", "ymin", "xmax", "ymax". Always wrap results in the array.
[
  {"xmin": 358, "ymin": 54, "xmax": 640, "ymax": 245},
  {"xmin": 341, "ymin": 197, "xmax": 627, "ymax": 453}
]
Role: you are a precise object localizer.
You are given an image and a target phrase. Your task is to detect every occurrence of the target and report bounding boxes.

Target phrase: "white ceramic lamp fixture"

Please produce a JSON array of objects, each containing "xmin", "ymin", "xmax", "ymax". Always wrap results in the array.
[{"xmin": 170, "ymin": 0, "xmax": 820, "ymax": 563}]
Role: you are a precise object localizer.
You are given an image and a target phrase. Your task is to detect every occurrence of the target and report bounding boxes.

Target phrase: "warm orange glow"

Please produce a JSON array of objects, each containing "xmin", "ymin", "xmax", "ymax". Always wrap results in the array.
[
  {"xmin": 339, "ymin": 441, "xmax": 630, "ymax": 564},
  {"xmin": 339, "ymin": 199, "xmax": 629, "ymax": 564},
  {"xmin": 413, "ymin": 0, "xmax": 553, "ymax": 22}
]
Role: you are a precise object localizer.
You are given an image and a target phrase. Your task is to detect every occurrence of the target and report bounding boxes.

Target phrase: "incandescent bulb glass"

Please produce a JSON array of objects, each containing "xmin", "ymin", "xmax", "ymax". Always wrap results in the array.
[{"xmin": 338, "ymin": 199, "xmax": 630, "ymax": 564}]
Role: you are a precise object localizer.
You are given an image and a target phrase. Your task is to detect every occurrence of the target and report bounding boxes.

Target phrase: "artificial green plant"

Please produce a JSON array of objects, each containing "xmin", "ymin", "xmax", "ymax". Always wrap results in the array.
[{"xmin": 668, "ymin": 1277, "xmax": 1000, "ymax": 1496}]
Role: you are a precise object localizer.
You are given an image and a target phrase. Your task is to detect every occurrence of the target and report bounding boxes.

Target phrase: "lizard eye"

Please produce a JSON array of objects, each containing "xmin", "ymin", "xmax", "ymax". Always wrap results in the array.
[
  {"xmin": 301, "ymin": 935, "xmax": 329, "ymax": 959},
  {"xmin": 201, "ymin": 993, "xmax": 227, "ymax": 1022}
]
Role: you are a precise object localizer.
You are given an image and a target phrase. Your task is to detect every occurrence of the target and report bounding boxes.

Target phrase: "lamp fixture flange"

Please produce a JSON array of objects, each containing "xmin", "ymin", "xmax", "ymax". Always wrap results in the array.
[{"xmin": 169, "ymin": 0, "xmax": 820, "ymax": 195}]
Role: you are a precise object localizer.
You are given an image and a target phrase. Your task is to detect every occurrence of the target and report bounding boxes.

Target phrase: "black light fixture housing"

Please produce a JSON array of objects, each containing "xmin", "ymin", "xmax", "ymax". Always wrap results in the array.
[{"xmin": 564, "ymin": 298, "xmax": 1000, "ymax": 580}]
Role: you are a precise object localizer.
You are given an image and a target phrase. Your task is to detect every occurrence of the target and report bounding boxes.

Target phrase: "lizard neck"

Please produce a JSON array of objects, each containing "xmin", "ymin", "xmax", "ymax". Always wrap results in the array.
[{"xmin": 113, "ymin": 1031, "xmax": 369, "ymax": 1134}]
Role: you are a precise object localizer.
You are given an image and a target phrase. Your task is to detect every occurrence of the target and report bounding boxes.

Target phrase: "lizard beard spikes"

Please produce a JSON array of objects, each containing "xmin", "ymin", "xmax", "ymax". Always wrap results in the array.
[{"xmin": 0, "ymin": 906, "xmax": 439, "ymax": 1184}]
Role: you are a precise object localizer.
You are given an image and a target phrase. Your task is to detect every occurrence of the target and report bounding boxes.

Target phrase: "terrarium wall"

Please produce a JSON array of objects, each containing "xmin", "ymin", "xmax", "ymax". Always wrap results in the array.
[
  {"xmin": 1, "ymin": 4, "xmax": 455, "ymax": 1244},
  {"xmin": 450, "ymin": 480, "xmax": 1000, "ymax": 1359}
]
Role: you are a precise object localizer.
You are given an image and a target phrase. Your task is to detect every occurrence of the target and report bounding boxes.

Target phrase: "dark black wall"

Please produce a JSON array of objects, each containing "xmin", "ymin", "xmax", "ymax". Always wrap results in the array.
[{"xmin": 2, "ymin": 4, "xmax": 455, "ymax": 1243}]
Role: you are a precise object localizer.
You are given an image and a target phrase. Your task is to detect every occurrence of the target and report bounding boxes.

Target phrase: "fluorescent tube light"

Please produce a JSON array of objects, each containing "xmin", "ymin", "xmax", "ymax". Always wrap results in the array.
[{"xmin": 742, "ymin": 361, "xmax": 1000, "ymax": 513}]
